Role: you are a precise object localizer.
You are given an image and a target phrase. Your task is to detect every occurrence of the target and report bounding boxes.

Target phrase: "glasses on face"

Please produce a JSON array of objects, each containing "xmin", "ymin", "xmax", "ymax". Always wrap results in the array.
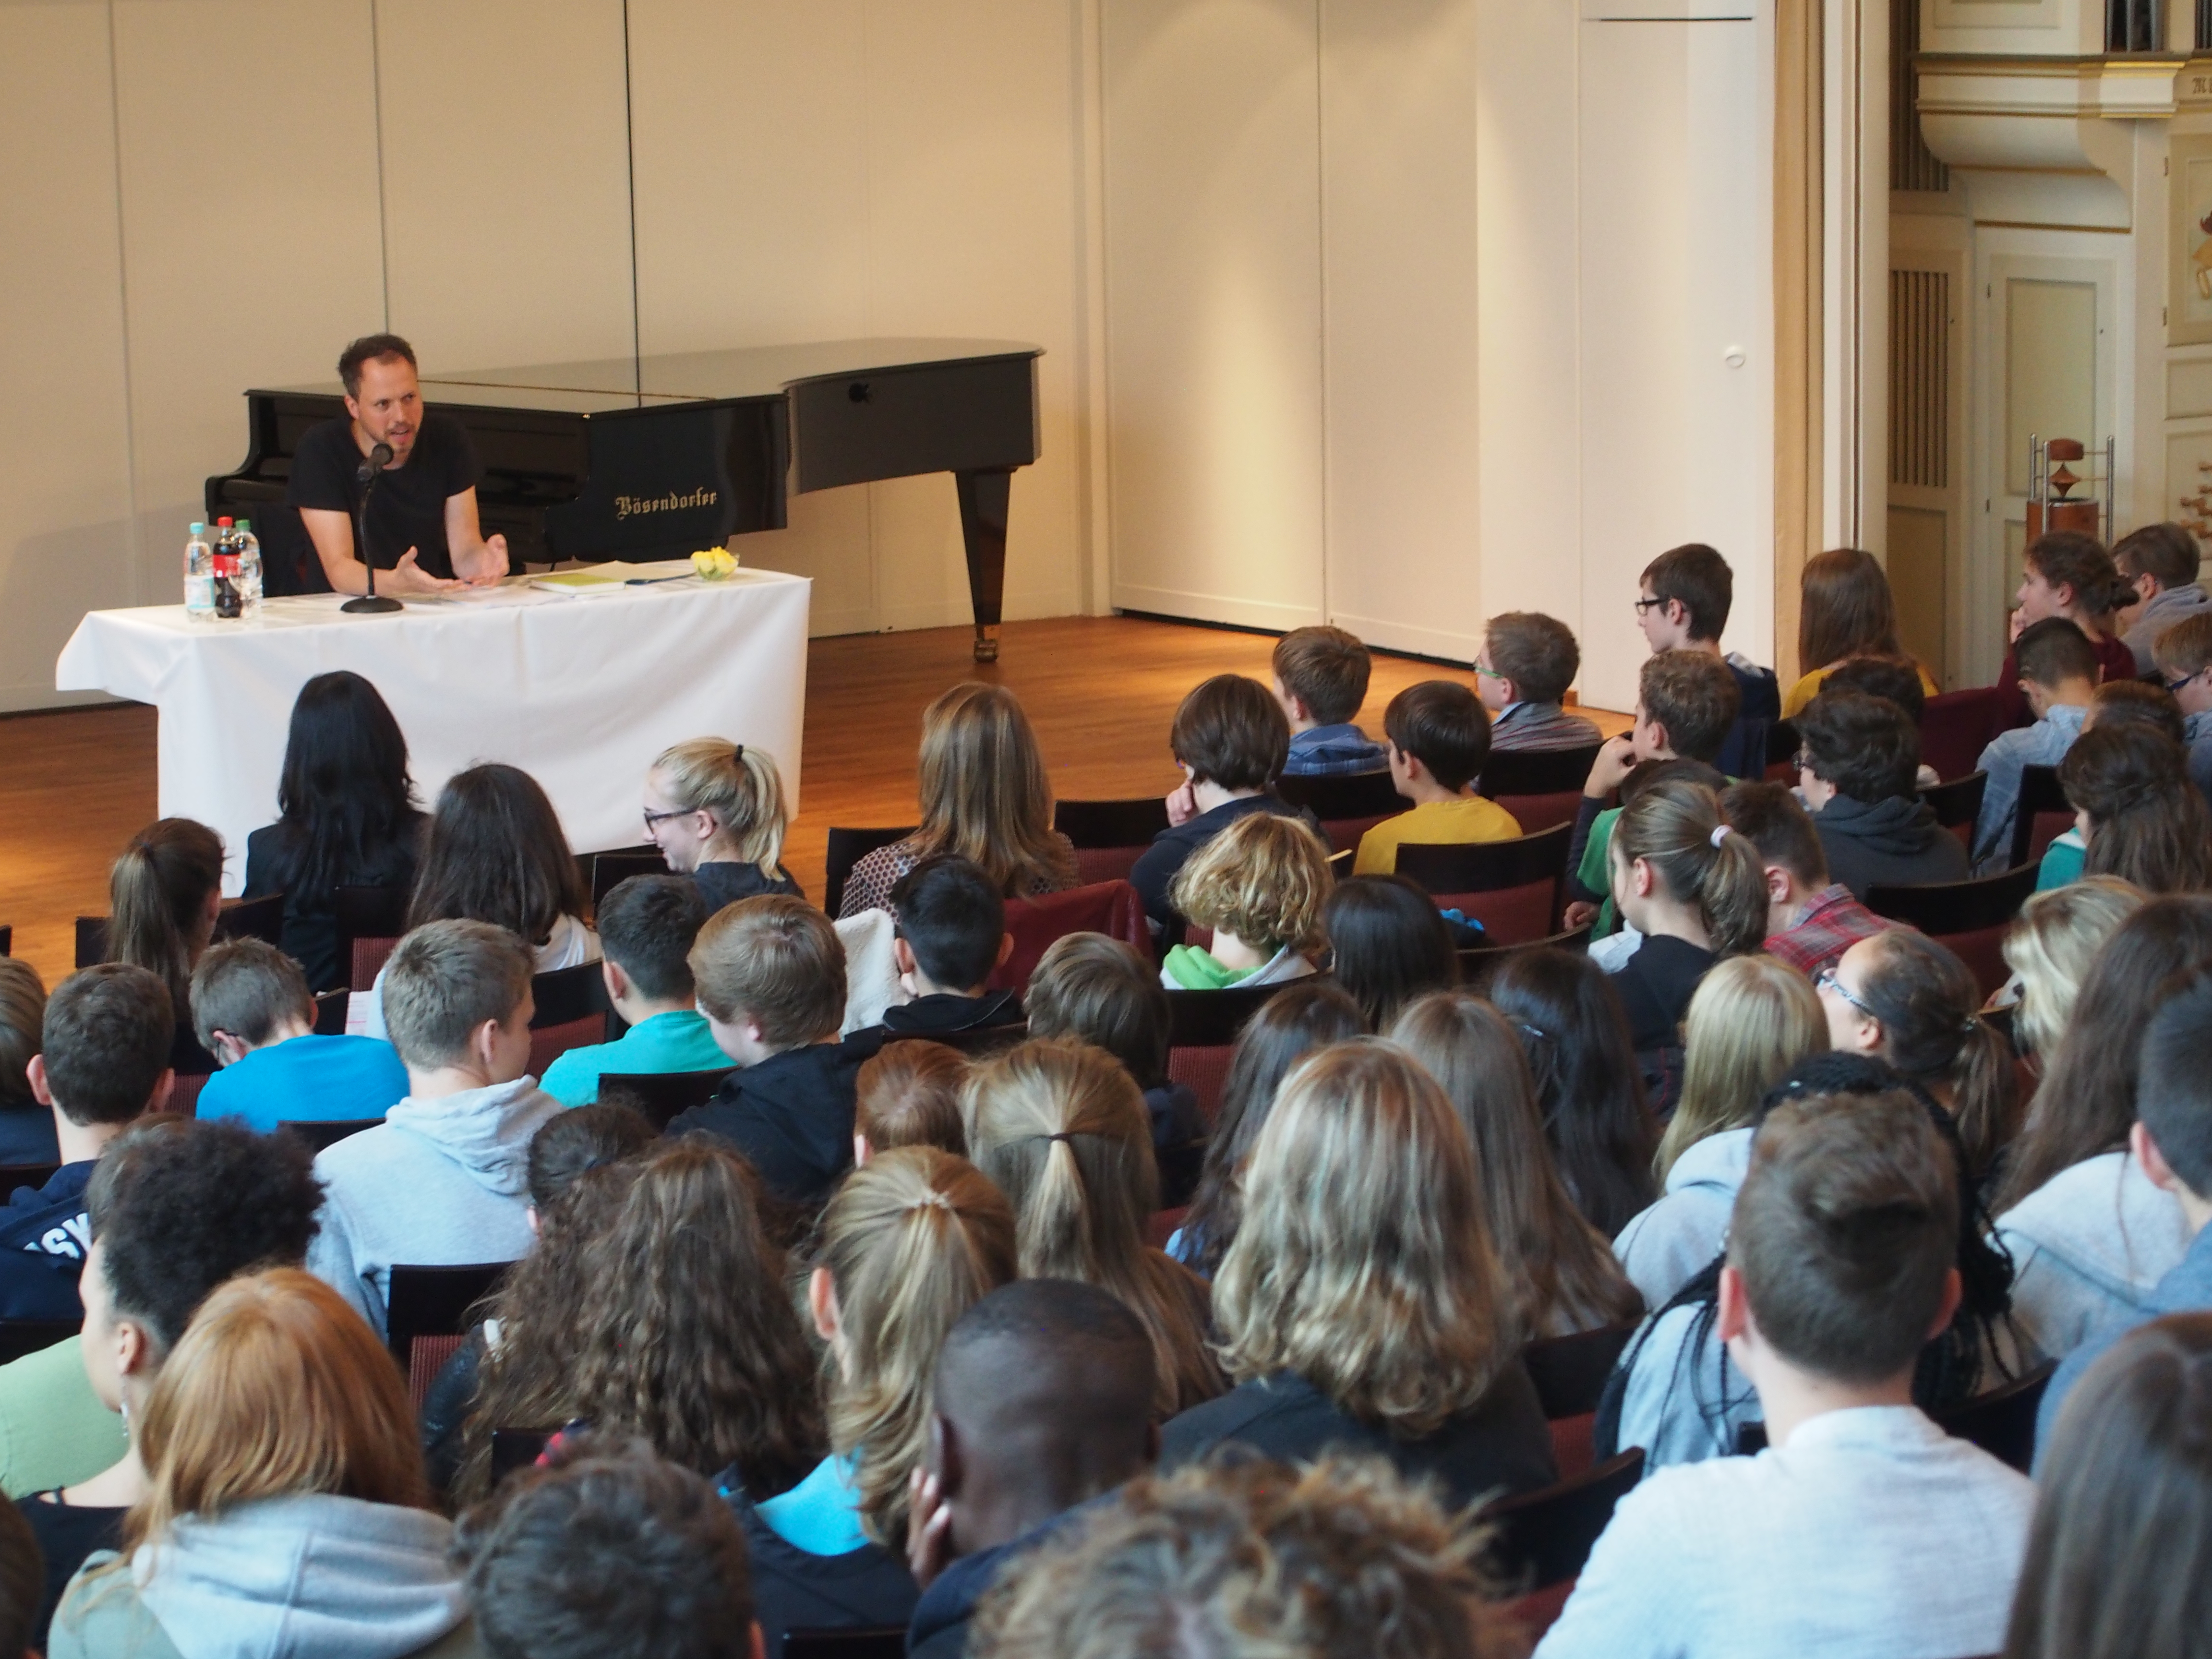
[
  {"xmin": 1475, "ymin": 662, "xmax": 1509, "ymax": 681},
  {"xmin": 1815, "ymin": 966, "xmax": 1878, "ymax": 1022},
  {"xmin": 1632, "ymin": 597, "xmax": 1666, "ymax": 615},
  {"xmin": 642, "ymin": 807, "xmax": 690, "ymax": 833},
  {"xmin": 2167, "ymin": 671, "xmax": 2201, "ymax": 695}
]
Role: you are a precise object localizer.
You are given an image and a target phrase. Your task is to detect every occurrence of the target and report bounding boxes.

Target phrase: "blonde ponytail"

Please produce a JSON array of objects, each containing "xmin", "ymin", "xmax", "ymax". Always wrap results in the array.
[{"xmin": 650, "ymin": 738, "xmax": 789, "ymax": 878}]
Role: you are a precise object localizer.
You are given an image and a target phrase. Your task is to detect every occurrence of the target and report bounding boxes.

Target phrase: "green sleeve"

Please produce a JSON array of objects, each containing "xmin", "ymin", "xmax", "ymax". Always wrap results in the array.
[{"xmin": 1578, "ymin": 806, "xmax": 1622, "ymax": 938}]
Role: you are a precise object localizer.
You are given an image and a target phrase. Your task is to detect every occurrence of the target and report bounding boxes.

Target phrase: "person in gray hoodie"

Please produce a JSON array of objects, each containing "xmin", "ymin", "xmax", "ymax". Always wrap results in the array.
[
  {"xmin": 2115, "ymin": 520, "xmax": 2212, "ymax": 677},
  {"xmin": 306, "ymin": 921, "xmax": 560, "ymax": 1341},
  {"xmin": 1793, "ymin": 688, "xmax": 1967, "ymax": 900},
  {"xmin": 50, "ymin": 1266, "xmax": 480, "ymax": 1659}
]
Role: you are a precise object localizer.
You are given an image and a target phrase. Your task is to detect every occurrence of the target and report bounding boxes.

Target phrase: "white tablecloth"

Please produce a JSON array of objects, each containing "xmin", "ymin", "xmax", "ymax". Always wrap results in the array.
[{"xmin": 56, "ymin": 563, "xmax": 810, "ymax": 896}]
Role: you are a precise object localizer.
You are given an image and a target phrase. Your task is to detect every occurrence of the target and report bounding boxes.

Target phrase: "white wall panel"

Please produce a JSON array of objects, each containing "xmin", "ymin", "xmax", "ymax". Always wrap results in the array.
[
  {"xmin": 1103, "ymin": 0, "xmax": 1325, "ymax": 632},
  {"xmin": 111, "ymin": 0, "xmax": 385, "ymax": 595},
  {"xmin": 377, "ymin": 0, "xmax": 636, "ymax": 369},
  {"xmin": 0, "ymin": 1, "xmax": 136, "ymax": 708}
]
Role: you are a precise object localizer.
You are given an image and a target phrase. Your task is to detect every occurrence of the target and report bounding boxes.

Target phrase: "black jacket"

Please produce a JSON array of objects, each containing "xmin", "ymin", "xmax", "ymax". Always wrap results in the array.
[
  {"xmin": 1812, "ymin": 793, "xmax": 1969, "ymax": 901},
  {"xmin": 718, "ymin": 1478, "xmax": 919, "ymax": 1659},
  {"xmin": 692, "ymin": 860, "xmax": 805, "ymax": 912},
  {"xmin": 1608, "ymin": 935, "xmax": 1717, "ymax": 1055},
  {"xmin": 907, "ymin": 1508, "xmax": 1086, "ymax": 1659},
  {"xmin": 0, "ymin": 1163, "xmax": 96, "ymax": 1321},
  {"xmin": 1159, "ymin": 1368, "xmax": 1556, "ymax": 1511},
  {"xmin": 879, "ymin": 990, "xmax": 1025, "ymax": 1036},
  {"xmin": 243, "ymin": 816, "xmax": 424, "ymax": 993},
  {"xmin": 1129, "ymin": 795, "xmax": 1321, "ymax": 928},
  {"xmin": 667, "ymin": 1030, "xmax": 886, "ymax": 1206}
]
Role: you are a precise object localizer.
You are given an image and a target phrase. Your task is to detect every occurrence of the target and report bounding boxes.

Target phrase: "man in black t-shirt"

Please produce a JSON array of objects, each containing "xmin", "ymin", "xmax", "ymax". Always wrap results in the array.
[{"xmin": 286, "ymin": 333, "xmax": 510, "ymax": 595}]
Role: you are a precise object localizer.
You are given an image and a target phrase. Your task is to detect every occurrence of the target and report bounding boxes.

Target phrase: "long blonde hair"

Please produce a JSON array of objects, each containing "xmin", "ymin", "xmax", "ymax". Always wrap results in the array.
[
  {"xmin": 1657, "ymin": 956, "xmax": 1828, "ymax": 1182},
  {"xmin": 913, "ymin": 683, "xmax": 1077, "ymax": 897},
  {"xmin": 1215, "ymin": 1040, "xmax": 1517, "ymax": 1437},
  {"xmin": 818, "ymin": 1148, "xmax": 1017, "ymax": 1549},
  {"xmin": 124, "ymin": 1268, "xmax": 430, "ymax": 1557},
  {"xmin": 964, "ymin": 1039, "xmax": 1225, "ymax": 1415},
  {"xmin": 651, "ymin": 738, "xmax": 789, "ymax": 877},
  {"xmin": 2004, "ymin": 877, "xmax": 2145, "ymax": 1061},
  {"xmin": 109, "ymin": 818, "xmax": 224, "ymax": 1020},
  {"xmin": 1390, "ymin": 993, "xmax": 1643, "ymax": 1339}
]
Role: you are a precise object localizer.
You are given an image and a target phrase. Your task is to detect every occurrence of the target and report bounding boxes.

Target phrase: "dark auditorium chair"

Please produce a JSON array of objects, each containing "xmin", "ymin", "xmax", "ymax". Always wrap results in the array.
[
  {"xmin": 824, "ymin": 826, "xmax": 917, "ymax": 916},
  {"xmin": 75, "ymin": 890, "xmax": 289, "ymax": 969},
  {"xmin": 1931, "ymin": 1359, "xmax": 2058, "ymax": 1475},
  {"xmin": 586, "ymin": 846, "xmax": 667, "ymax": 913},
  {"xmin": 2007, "ymin": 764, "xmax": 2073, "ymax": 873},
  {"xmin": 1919, "ymin": 770, "xmax": 1988, "ymax": 853},
  {"xmin": 1865, "ymin": 864, "xmax": 2040, "ymax": 999},
  {"xmin": 1458, "ymin": 922, "xmax": 1593, "ymax": 985},
  {"xmin": 0, "ymin": 1164, "xmax": 60, "ymax": 1197},
  {"xmin": 1054, "ymin": 797, "xmax": 1171, "ymax": 886},
  {"xmin": 1922, "ymin": 685, "xmax": 2007, "ymax": 783},
  {"xmin": 1394, "ymin": 824, "xmax": 1572, "ymax": 946},
  {"xmin": 784, "ymin": 1629, "xmax": 908, "ymax": 1659},
  {"xmin": 277, "ymin": 1118, "xmax": 383, "ymax": 1155},
  {"xmin": 1156, "ymin": 1139, "xmax": 1208, "ymax": 1210},
  {"xmin": 527, "ymin": 962, "xmax": 616, "ymax": 1078},
  {"xmin": 1275, "ymin": 769, "xmax": 1403, "ymax": 855},
  {"xmin": 1484, "ymin": 1448, "xmax": 1646, "ymax": 1629},
  {"xmin": 0, "ymin": 1322, "xmax": 79, "ymax": 1366},
  {"xmin": 0, "ymin": 925, "xmax": 12, "ymax": 956},
  {"xmin": 166, "ymin": 1073, "xmax": 209, "ymax": 1117},
  {"xmin": 387, "ymin": 1262, "xmax": 509, "ymax": 1407},
  {"xmin": 599, "ymin": 1068, "xmax": 733, "ymax": 1132},
  {"xmin": 313, "ymin": 988, "xmax": 349, "ymax": 1035},
  {"xmin": 1165, "ymin": 982, "xmax": 1300, "ymax": 1123},
  {"xmin": 1524, "ymin": 1323, "xmax": 1639, "ymax": 1421},
  {"xmin": 1480, "ymin": 743, "xmax": 1601, "ymax": 835},
  {"xmin": 334, "ymin": 884, "xmax": 411, "ymax": 992},
  {"xmin": 993, "ymin": 880, "xmax": 1152, "ymax": 988}
]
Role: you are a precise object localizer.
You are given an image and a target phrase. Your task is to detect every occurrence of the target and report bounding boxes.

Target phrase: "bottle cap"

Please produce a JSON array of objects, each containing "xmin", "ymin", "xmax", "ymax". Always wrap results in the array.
[
  {"xmin": 189, "ymin": 522, "xmax": 206, "ymax": 534},
  {"xmin": 216, "ymin": 517, "xmax": 234, "ymax": 528},
  {"xmin": 236, "ymin": 519, "xmax": 252, "ymax": 533}
]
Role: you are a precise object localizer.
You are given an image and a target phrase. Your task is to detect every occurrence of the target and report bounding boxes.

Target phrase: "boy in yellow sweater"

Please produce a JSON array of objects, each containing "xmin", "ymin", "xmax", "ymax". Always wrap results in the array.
[{"xmin": 1353, "ymin": 681, "xmax": 1522, "ymax": 876}]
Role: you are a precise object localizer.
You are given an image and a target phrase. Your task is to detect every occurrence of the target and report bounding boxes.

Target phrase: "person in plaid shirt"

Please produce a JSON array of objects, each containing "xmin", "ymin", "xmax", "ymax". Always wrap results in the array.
[{"xmin": 1719, "ymin": 780, "xmax": 1895, "ymax": 980}]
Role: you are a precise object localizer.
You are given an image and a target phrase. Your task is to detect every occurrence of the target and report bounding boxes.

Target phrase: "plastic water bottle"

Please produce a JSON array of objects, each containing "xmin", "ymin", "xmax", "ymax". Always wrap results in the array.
[
  {"xmin": 183, "ymin": 522, "xmax": 214, "ymax": 622},
  {"xmin": 232, "ymin": 518, "xmax": 264, "ymax": 619},
  {"xmin": 212, "ymin": 550, "xmax": 241, "ymax": 619}
]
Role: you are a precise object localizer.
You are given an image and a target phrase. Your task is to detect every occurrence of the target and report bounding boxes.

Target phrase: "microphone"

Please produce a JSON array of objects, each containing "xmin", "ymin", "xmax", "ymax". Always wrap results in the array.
[{"xmin": 355, "ymin": 442, "xmax": 395, "ymax": 484}]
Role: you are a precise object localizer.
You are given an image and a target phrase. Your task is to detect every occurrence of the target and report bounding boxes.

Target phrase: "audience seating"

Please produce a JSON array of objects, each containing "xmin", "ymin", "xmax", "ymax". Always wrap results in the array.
[
  {"xmin": 1919, "ymin": 770, "xmax": 1988, "ymax": 852},
  {"xmin": 74, "ymin": 890, "xmax": 289, "ymax": 970},
  {"xmin": 0, "ymin": 1164, "xmax": 60, "ymax": 1196},
  {"xmin": 1524, "ymin": 1321, "xmax": 1637, "ymax": 1480},
  {"xmin": 1457, "ymin": 922, "xmax": 1593, "ymax": 985},
  {"xmin": 0, "ymin": 1321, "xmax": 79, "ymax": 1366},
  {"xmin": 784, "ymin": 1629, "xmax": 907, "ymax": 1659},
  {"xmin": 1929, "ymin": 1359, "xmax": 2057, "ymax": 1475},
  {"xmin": 277, "ymin": 1118, "xmax": 383, "ymax": 1155},
  {"xmin": 1484, "ymin": 1448, "xmax": 1646, "ymax": 1614},
  {"xmin": 1165, "ymin": 981, "xmax": 1300, "ymax": 1123},
  {"xmin": 387, "ymin": 1262, "xmax": 509, "ymax": 1408},
  {"xmin": 0, "ymin": 925, "xmax": 11, "ymax": 956},
  {"xmin": 527, "ymin": 962, "xmax": 617, "ymax": 1079},
  {"xmin": 824, "ymin": 826, "xmax": 917, "ymax": 916},
  {"xmin": 312, "ymin": 988, "xmax": 349, "ymax": 1034},
  {"xmin": 991, "ymin": 880, "xmax": 1152, "ymax": 989},
  {"xmin": 1053, "ymin": 798, "xmax": 1171, "ymax": 885},
  {"xmin": 1145, "ymin": 1203, "xmax": 1190, "ymax": 1251},
  {"xmin": 1480, "ymin": 744, "xmax": 1601, "ymax": 835},
  {"xmin": 166, "ymin": 1073, "xmax": 208, "ymax": 1117},
  {"xmin": 1922, "ymin": 686, "xmax": 2007, "ymax": 782},
  {"xmin": 491, "ymin": 1426, "xmax": 555, "ymax": 1486},
  {"xmin": 598, "ymin": 1068, "xmax": 733, "ymax": 1131},
  {"xmin": 1276, "ymin": 769, "xmax": 1403, "ymax": 856},
  {"xmin": 334, "ymin": 885, "xmax": 410, "ymax": 992},
  {"xmin": 1865, "ymin": 864, "xmax": 2040, "ymax": 1000},
  {"xmin": 585, "ymin": 846, "xmax": 666, "ymax": 914},
  {"xmin": 1156, "ymin": 1139, "xmax": 1207, "ymax": 1210},
  {"xmin": 2007, "ymin": 764, "xmax": 2072, "ymax": 873},
  {"xmin": 1764, "ymin": 719, "xmax": 1800, "ymax": 783},
  {"xmin": 1393, "ymin": 824, "xmax": 1572, "ymax": 946}
]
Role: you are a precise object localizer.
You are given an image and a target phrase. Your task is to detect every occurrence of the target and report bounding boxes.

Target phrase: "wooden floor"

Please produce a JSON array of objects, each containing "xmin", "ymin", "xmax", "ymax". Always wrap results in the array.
[{"xmin": 0, "ymin": 614, "xmax": 1628, "ymax": 986}]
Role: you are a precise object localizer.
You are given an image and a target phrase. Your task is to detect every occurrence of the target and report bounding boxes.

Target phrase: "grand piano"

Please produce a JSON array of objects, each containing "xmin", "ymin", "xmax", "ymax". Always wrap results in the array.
[{"xmin": 207, "ymin": 339, "xmax": 1042, "ymax": 661}]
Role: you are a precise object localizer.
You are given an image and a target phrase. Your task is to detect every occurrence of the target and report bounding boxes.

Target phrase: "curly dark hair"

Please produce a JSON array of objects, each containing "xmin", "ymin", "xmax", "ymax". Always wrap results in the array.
[
  {"xmin": 1796, "ymin": 688, "xmax": 1921, "ymax": 804},
  {"xmin": 455, "ymin": 1140, "xmax": 824, "ymax": 1505},
  {"xmin": 453, "ymin": 1433, "xmax": 754, "ymax": 1659},
  {"xmin": 87, "ymin": 1117, "xmax": 323, "ymax": 1351}
]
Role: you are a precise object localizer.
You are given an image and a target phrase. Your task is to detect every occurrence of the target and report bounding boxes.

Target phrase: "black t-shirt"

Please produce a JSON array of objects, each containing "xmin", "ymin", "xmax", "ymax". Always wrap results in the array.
[
  {"xmin": 285, "ymin": 412, "xmax": 483, "ymax": 579},
  {"xmin": 19, "ymin": 1492, "xmax": 124, "ymax": 1651}
]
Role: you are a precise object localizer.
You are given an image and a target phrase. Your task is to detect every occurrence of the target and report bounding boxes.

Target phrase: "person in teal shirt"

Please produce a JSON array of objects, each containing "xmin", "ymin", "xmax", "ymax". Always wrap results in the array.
[
  {"xmin": 191, "ymin": 939, "xmax": 407, "ymax": 1133},
  {"xmin": 541, "ymin": 876, "xmax": 729, "ymax": 1106}
]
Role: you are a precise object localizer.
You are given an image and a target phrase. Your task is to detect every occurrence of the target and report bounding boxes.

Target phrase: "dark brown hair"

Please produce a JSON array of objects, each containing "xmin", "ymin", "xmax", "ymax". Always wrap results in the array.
[
  {"xmin": 855, "ymin": 1041, "xmax": 969, "ymax": 1157},
  {"xmin": 1798, "ymin": 548, "xmax": 1905, "ymax": 671},
  {"xmin": 2112, "ymin": 522, "xmax": 2203, "ymax": 591},
  {"xmin": 109, "ymin": 817, "xmax": 224, "ymax": 1021},
  {"xmin": 1731, "ymin": 1089, "xmax": 1959, "ymax": 1381},
  {"xmin": 1719, "ymin": 779, "xmax": 1828, "ymax": 889},
  {"xmin": 1638, "ymin": 651, "xmax": 1740, "ymax": 765},
  {"xmin": 1795, "ymin": 689, "xmax": 1922, "ymax": 804},
  {"xmin": 1171, "ymin": 675, "xmax": 1289, "ymax": 792},
  {"xmin": 2063, "ymin": 725, "xmax": 2212, "ymax": 896},
  {"xmin": 688, "ymin": 896, "xmax": 845, "ymax": 1049},
  {"xmin": 189, "ymin": 937, "xmax": 312, "ymax": 1052},
  {"xmin": 338, "ymin": 332, "xmax": 417, "ymax": 398},
  {"xmin": 1025, "ymin": 934, "xmax": 1171, "ymax": 1090},
  {"xmin": 0, "ymin": 959, "xmax": 46, "ymax": 1110},
  {"xmin": 2028, "ymin": 531, "xmax": 2134, "ymax": 621},
  {"xmin": 1382, "ymin": 681, "xmax": 1491, "ymax": 792},
  {"xmin": 1851, "ymin": 931, "xmax": 2020, "ymax": 1182},
  {"xmin": 1322, "ymin": 877, "xmax": 1459, "ymax": 1031},
  {"xmin": 407, "ymin": 764, "xmax": 586, "ymax": 949},
  {"xmin": 1821, "ymin": 654, "xmax": 1927, "ymax": 724},
  {"xmin": 41, "ymin": 964, "xmax": 173, "ymax": 1125},
  {"xmin": 2015, "ymin": 616, "xmax": 2101, "ymax": 688},
  {"xmin": 1270, "ymin": 626, "xmax": 1371, "ymax": 726},
  {"xmin": 1641, "ymin": 543, "xmax": 1735, "ymax": 642},
  {"xmin": 2091, "ymin": 678, "xmax": 2185, "ymax": 743},
  {"xmin": 1997, "ymin": 896, "xmax": 2212, "ymax": 1213},
  {"xmin": 1484, "ymin": 612, "xmax": 1582, "ymax": 706}
]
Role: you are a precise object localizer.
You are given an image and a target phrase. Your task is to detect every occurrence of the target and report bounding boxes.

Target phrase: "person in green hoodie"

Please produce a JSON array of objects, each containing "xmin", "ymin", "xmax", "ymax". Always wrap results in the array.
[{"xmin": 1159, "ymin": 813, "xmax": 1329, "ymax": 992}]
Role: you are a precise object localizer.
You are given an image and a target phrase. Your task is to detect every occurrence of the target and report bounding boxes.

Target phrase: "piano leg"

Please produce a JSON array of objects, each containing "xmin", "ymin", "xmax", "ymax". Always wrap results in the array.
[{"xmin": 955, "ymin": 467, "xmax": 1013, "ymax": 664}]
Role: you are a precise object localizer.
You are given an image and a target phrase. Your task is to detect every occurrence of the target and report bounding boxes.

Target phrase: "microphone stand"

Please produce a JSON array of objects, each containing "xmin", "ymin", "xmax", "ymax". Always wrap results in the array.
[{"xmin": 341, "ymin": 445, "xmax": 403, "ymax": 615}]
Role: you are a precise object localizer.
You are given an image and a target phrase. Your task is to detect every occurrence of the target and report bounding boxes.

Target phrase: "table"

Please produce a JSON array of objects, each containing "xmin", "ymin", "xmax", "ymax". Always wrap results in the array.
[{"xmin": 55, "ymin": 563, "xmax": 810, "ymax": 896}]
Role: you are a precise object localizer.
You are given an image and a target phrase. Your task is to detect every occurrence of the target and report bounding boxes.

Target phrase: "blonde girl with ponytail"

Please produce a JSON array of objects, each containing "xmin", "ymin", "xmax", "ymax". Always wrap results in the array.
[
  {"xmin": 642, "ymin": 737, "xmax": 802, "ymax": 910},
  {"xmin": 760, "ymin": 1146, "xmax": 1016, "ymax": 1568},
  {"xmin": 965, "ymin": 1039, "xmax": 1226, "ymax": 1417},
  {"xmin": 1604, "ymin": 778, "xmax": 1771, "ymax": 1113}
]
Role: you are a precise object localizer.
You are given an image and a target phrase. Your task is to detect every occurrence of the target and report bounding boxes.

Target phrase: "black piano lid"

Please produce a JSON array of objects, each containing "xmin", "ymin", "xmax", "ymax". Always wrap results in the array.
[{"xmin": 254, "ymin": 338, "xmax": 1042, "ymax": 412}]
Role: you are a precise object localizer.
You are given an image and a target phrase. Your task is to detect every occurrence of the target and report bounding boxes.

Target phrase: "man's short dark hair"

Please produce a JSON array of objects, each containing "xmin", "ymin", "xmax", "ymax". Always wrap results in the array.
[
  {"xmin": 1821, "ymin": 655, "xmax": 1926, "ymax": 724},
  {"xmin": 2016, "ymin": 616, "xmax": 2101, "ymax": 688},
  {"xmin": 2140, "ymin": 967, "xmax": 2212, "ymax": 1196},
  {"xmin": 1171, "ymin": 676, "xmax": 1289, "ymax": 792},
  {"xmin": 1795, "ymin": 689, "xmax": 1922, "ymax": 804},
  {"xmin": 453, "ymin": 1436, "xmax": 756, "ymax": 1659},
  {"xmin": 41, "ymin": 964, "xmax": 172, "ymax": 1127},
  {"xmin": 190, "ymin": 938, "xmax": 312, "ymax": 1053},
  {"xmin": 88, "ymin": 1118, "xmax": 322, "ymax": 1352},
  {"xmin": 1025, "ymin": 935, "xmax": 1171, "ymax": 1090},
  {"xmin": 594, "ymin": 877, "xmax": 709, "ymax": 1003},
  {"xmin": 1641, "ymin": 543, "xmax": 1735, "ymax": 642},
  {"xmin": 2114, "ymin": 522, "xmax": 2202, "ymax": 591},
  {"xmin": 1483, "ymin": 613, "xmax": 1583, "ymax": 706},
  {"xmin": 1271, "ymin": 627, "xmax": 1371, "ymax": 726},
  {"xmin": 2091, "ymin": 678, "xmax": 2186, "ymax": 745},
  {"xmin": 1720, "ymin": 780, "xmax": 1829, "ymax": 889},
  {"xmin": 338, "ymin": 333, "xmax": 418, "ymax": 398},
  {"xmin": 1730, "ymin": 1089, "xmax": 1959, "ymax": 1382},
  {"xmin": 1382, "ymin": 682, "xmax": 1491, "ymax": 793},
  {"xmin": 890, "ymin": 856, "xmax": 1007, "ymax": 992},
  {"xmin": 1639, "ymin": 650, "xmax": 1740, "ymax": 765}
]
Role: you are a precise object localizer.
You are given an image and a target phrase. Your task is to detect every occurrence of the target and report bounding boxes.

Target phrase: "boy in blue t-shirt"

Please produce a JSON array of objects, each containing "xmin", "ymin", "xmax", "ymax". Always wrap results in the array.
[
  {"xmin": 541, "ymin": 875, "xmax": 730, "ymax": 1106},
  {"xmin": 192, "ymin": 939, "xmax": 407, "ymax": 1133}
]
